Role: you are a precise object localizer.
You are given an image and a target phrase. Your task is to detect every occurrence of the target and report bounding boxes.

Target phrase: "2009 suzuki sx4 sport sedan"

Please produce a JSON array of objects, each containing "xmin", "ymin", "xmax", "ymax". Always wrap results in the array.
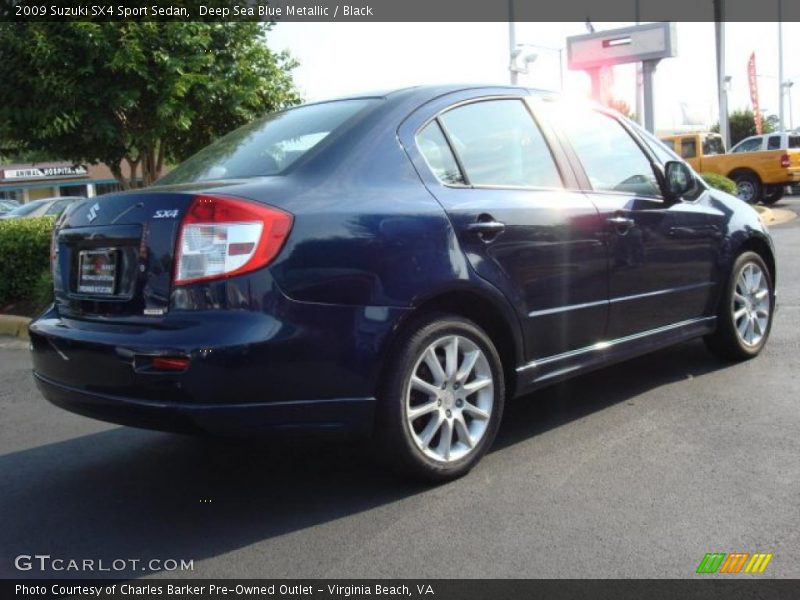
[{"xmin": 31, "ymin": 86, "xmax": 777, "ymax": 481}]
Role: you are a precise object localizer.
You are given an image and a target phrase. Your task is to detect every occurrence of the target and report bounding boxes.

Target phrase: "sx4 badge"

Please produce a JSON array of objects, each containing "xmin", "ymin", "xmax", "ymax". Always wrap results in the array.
[{"xmin": 153, "ymin": 210, "xmax": 179, "ymax": 219}]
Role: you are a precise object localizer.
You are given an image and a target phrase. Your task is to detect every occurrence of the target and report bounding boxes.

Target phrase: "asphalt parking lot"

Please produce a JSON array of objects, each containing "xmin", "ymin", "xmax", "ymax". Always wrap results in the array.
[{"xmin": 2, "ymin": 199, "xmax": 799, "ymax": 580}]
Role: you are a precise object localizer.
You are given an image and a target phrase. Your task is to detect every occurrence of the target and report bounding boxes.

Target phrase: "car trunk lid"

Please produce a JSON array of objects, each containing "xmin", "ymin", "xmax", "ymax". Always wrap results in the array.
[{"xmin": 53, "ymin": 192, "xmax": 195, "ymax": 320}]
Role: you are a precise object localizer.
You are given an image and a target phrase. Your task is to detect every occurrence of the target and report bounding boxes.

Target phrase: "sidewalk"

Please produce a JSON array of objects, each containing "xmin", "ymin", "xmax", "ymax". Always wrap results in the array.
[{"xmin": 0, "ymin": 315, "xmax": 30, "ymax": 339}]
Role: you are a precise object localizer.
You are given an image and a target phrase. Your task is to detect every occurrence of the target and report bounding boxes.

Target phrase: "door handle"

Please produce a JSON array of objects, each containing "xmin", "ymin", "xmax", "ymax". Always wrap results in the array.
[
  {"xmin": 606, "ymin": 216, "xmax": 635, "ymax": 227},
  {"xmin": 467, "ymin": 221, "xmax": 506, "ymax": 235}
]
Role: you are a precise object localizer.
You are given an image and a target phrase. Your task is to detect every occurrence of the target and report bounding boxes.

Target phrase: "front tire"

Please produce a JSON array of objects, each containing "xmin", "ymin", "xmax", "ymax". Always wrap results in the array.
[
  {"xmin": 376, "ymin": 313, "xmax": 505, "ymax": 482},
  {"xmin": 705, "ymin": 251, "xmax": 774, "ymax": 360}
]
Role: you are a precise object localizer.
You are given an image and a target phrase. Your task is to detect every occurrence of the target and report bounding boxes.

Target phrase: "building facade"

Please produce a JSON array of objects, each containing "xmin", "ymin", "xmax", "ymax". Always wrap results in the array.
[{"xmin": 0, "ymin": 162, "xmax": 129, "ymax": 203}]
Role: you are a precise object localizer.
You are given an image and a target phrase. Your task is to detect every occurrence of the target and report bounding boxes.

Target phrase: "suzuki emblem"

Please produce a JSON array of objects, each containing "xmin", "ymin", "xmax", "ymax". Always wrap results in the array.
[{"xmin": 87, "ymin": 202, "xmax": 100, "ymax": 222}]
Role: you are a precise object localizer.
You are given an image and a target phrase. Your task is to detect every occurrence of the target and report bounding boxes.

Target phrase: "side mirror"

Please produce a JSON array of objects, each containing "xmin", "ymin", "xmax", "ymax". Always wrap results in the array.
[{"xmin": 664, "ymin": 160, "xmax": 695, "ymax": 202}]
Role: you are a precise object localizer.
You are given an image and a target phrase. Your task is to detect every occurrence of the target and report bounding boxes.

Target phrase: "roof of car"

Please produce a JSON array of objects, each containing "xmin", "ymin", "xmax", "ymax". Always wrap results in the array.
[{"xmin": 305, "ymin": 84, "xmax": 555, "ymax": 106}]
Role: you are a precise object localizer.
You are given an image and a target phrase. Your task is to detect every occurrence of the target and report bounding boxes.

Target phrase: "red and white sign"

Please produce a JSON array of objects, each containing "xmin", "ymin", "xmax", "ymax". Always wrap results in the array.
[{"xmin": 748, "ymin": 53, "xmax": 763, "ymax": 135}]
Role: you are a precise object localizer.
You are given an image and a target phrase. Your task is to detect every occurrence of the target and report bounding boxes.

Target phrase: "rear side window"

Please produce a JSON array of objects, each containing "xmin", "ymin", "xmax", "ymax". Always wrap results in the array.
[
  {"xmin": 158, "ymin": 99, "xmax": 376, "ymax": 184},
  {"xmin": 768, "ymin": 136, "xmax": 782, "ymax": 150},
  {"xmin": 416, "ymin": 121, "xmax": 465, "ymax": 185},
  {"xmin": 552, "ymin": 108, "xmax": 661, "ymax": 197},
  {"xmin": 681, "ymin": 139, "xmax": 697, "ymax": 159},
  {"xmin": 703, "ymin": 136, "xmax": 725, "ymax": 155},
  {"xmin": 438, "ymin": 99, "xmax": 562, "ymax": 189}
]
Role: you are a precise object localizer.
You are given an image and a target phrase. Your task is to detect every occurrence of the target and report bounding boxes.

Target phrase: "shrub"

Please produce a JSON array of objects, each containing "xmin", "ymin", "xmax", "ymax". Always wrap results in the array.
[
  {"xmin": 700, "ymin": 172, "xmax": 737, "ymax": 195},
  {"xmin": 0, "ymin": 216, "xmax": 55, "ymax": 307}
]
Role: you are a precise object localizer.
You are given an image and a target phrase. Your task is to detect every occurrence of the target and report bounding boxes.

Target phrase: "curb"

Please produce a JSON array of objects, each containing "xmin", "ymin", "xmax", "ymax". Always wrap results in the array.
[
  {"xmin": 766, "ymin": 207, "xmax": 797, "ymax": 226},
  {"xmin": 0, "ymin": 315, "xmax": 31, "ymax": 339}
]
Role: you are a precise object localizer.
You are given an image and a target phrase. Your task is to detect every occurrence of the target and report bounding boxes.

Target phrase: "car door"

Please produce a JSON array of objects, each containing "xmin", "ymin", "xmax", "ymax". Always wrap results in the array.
[
  {"xmin": 544, "ymin": 105, "xmax": 720, "ymax": 340},
  {"xmin": 402, "ymin": 96, "xmax": 609, "ymax": 362}
]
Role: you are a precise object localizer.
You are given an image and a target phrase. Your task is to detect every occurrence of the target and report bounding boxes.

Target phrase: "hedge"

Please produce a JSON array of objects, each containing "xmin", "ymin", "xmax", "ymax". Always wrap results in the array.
[
  {"xmin": 0, "ymin": 216, "xmax": 55, "ymax": 307},
  {"xmin": 700, "ymin": 172, "xmax": 737, "ymax": 195}
]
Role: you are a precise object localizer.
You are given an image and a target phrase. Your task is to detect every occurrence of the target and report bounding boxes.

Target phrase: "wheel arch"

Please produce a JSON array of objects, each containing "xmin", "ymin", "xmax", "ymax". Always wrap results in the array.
[
  {"xmin": 378, "ymin": 287, "xmax": 524, "ymax": 400},
  {"xmin": 727, "ymin": 167, "xmax": 761, "ymax": 183},
  {"xmin": 737, "ymin": 234, "xmax": 776, "ymax": 287}
]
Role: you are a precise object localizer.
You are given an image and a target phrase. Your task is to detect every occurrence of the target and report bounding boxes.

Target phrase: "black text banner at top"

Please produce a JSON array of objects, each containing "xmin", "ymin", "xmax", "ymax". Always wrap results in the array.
[{"xmin": 2, "ymin": 0, "xmax": 800, "ymax": 22}]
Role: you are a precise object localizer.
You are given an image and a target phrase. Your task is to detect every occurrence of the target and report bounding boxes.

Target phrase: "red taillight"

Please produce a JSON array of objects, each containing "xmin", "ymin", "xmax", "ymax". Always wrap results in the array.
[
  {"xmin": 174, "ymin": 195, "xmax": 293, "ymax": 285},
  {"xmin": 151, "ymin": 356, "xmax": 190, "ymax": 371},
  {"xmin": 780, "ymin": 154, "xmax": 791, "ymax": 168}
]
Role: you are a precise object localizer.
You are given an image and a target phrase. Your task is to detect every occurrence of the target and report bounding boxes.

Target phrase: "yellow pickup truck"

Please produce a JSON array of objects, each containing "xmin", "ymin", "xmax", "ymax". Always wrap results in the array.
[{"xmin": 660, "ymin": 132, "xmax": 800, "ymax": 204}]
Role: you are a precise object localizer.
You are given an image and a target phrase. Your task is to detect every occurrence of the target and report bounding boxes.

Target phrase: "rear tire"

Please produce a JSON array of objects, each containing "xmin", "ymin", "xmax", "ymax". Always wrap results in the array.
[
  {"xmin": 704, "ymin": 251, "xmax": 774, "ymax": 360},
  {"xmin": 762, "ymin": 185, "xmax": 785, "ymax": 206},
  {"xmin": 732, "ymin": 173, "xmax": 762, "ymax": 204},
  {"xmin": 376, "ymin": 313, "xmax": 505, "ymax": 482}
]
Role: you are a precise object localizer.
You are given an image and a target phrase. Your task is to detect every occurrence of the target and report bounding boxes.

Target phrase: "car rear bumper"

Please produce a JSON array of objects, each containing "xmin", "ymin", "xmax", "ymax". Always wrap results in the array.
[
  {"xmin": 35, "ymin": 371, "xmax": 376, "ymax": 436},
  {"xmin": 30, "ymin": 292, "xmax": 409, "ymax": 435}
]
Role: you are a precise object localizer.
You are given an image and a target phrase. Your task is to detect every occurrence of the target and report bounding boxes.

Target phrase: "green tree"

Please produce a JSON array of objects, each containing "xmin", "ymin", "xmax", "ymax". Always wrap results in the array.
[
  {"xmin": 0, "ymin": 22, "xmax": 299, "ymax": 187},
  {"xmin": 712, "ymin": 108, "xmax": 777, "ymax": 148}
]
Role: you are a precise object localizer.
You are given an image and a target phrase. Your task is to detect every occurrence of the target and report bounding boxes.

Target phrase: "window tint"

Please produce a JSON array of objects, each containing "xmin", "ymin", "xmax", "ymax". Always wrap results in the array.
[
  {"xmin": 681, "ymin": 139, "xmax": 697, "ymax": 159},
  {"xmin": 416, "ymin": 121, "xmax": 465, "ymax": 185},
  {"xmin": 438, "ymin": 100, "xmax": 562, "ymax": 188},
  {"xmin": 733, "ymin": 137, "xmax": 762, "ymax": 153},
  {"xmin": 158, "ymin": 99, "xmax": 376, "ymax": 185},
  {"xmin": 768, "ymin": 136, "xmax": 781, "ymax": 150},
  {"xmin": 553, "ymin": 108, "xmax": 660, "ymax": 197}
]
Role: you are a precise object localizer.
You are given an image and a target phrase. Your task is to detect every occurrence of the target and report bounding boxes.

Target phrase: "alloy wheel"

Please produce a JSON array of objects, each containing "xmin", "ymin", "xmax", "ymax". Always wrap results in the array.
[
  {"xmin": 405, "ymin": 335, "xmax": 494, "ymax": 463},
  {"xmin": 731, "ymin": 262, "xmax": 770, "ymax": 347},
  {"xmin": 736, "ymin": 181, "xmax": 756, "ymax": 203}
]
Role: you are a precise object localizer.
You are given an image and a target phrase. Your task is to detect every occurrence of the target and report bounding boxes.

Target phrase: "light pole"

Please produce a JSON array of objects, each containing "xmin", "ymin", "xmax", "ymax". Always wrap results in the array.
[
  {"xmin": 520, "ymin": 44, "xmax": 565, "ymax": 91},
  {"xmin": 714, "ymin": 0, "xmax": 730, "ymax": 149},
  {"xmin": 509, "ymin": 45, "xmax": 540, "ymax": 86},
  {"xmin": 778, "ymin": 0, "xmax": 785, "ymax": 130},
  {"xmin": 508, "ymin": 0, "xmax": 517, "ymax": 85},
  {"xmin": 783, "ymin": 80, "xmax": 794, "ymax": 130}
]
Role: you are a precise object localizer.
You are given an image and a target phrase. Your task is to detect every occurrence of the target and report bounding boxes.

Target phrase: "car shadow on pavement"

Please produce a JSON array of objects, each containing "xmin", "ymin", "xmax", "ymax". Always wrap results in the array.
[
  {"xmin": 0, "ymin": 339, "xmax": 730, "ymax": 579},
  {"xmin": 495, "ymin": 338, "xmax": 729, "ymax": 452}
]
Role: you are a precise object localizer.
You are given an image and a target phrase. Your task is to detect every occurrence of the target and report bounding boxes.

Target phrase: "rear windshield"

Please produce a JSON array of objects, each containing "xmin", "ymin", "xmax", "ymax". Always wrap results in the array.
[
  {"xmin": 158, "ymin": 99, "xmax": 376, "ymax": 185},
  {"xmin": 789, "ymin": 136, "xmax": 800, "ymax": 149}
]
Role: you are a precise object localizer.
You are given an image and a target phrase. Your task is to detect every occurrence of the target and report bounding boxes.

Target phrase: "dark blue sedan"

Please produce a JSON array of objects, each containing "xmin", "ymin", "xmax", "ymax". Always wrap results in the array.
[{"xmin": 30, "ymin": 85, "xmax": 777, "ymax": 480}]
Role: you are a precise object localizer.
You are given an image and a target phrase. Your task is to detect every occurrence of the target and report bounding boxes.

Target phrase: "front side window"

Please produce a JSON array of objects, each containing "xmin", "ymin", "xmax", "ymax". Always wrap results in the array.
[
  {"xmin": 551, "ymin": 108, "xmax": 660, "ymax": 197},
  {"xmin": 732, "ymin": 137, "xmax": 762, "ymax": 153},
  {"xmin": 438, "ymin": 99, "xmax": 562, "ymax": 189},
  {"xmin": 661, "ymin": 139, "xmax": 676, "ymax": 152},
  {"xmin": 416, "ymin": 121, "xmax": 465, "ymax": 185}
]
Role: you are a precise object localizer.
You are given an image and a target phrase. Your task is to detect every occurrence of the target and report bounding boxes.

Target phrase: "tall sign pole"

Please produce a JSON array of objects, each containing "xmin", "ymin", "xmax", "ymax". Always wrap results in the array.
[{"xmin": 749, "ymin": 53, "xmax": 763, "ymax": 134}]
